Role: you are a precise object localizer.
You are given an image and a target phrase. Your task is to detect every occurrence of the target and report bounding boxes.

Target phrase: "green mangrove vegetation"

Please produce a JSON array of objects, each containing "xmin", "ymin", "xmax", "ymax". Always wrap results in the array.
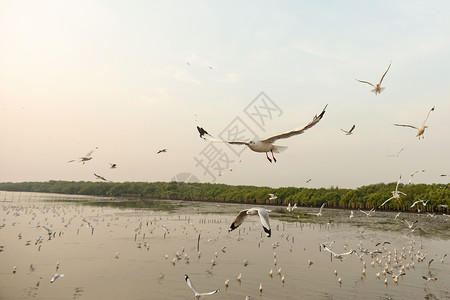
[{"xmin": 1, "ymin": 180, "xmax": 449, "ymax": 212}]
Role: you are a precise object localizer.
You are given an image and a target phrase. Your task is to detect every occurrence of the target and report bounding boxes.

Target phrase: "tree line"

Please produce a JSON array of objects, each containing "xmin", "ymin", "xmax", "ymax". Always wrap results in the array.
[{"xmin": 0, "ymin": 180, "xmax": 448, "ymax": 212}]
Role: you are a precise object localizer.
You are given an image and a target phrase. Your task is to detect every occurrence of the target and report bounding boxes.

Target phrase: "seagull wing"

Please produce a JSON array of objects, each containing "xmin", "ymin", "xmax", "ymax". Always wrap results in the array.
[
  {"xmin": 318, "ymin": 202, "xmax": 326, "ymax": 214},
  {"xmin": 256, "ymin": 208, "xmax": 271, "ymax": 237},
  {"xmin": 422, "ymin": 106, "xmax": 435, "ymax": 126},
  {"xmin": 260, "ymin": 105, "xmax": 327, "ymax": 143},
  {"xmin": 340, "ymin": 129, "xmax": 349, "ymax": 134},
  {"xmin": 348, "ymin": 124, "xmax": 356, "ymax": 134},
  {"xmin": 185, "ymin": 275, "xmax": 199, "ymax": 295},
  {"xmin": 379, "ymin": 196, "xmax": 394, "ymax": 207},
  {"xmin": 394, "ymin": 124, "xmax": 419, "ymax": 130},
  {"xmin": 378, "ymin": 61, "xmax": 391, "ymax": 84},
  {"xmin": 198, "ymin": 290, "xmax": 220, "ymax": 296},
  {"xmin": 395, "ymin": 174, "xmax": 402, "ymax": 191},
  {"xmin": 356, "ymin": 79, "xmax": 375, "ymax": 87},
  {"xmin": 197, "ymin": 126, "xmax": 247, "ymax": 145},
  {"xmin": 84, "ymin": 149, "xmax": 96, "ymax": 158},
  {"xmin": 229, "ymin": 210, "xmax": 249, "ymax": 232}
]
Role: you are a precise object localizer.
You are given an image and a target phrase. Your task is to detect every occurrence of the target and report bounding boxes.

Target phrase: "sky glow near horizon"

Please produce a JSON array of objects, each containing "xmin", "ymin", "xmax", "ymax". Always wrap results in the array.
[{"xmin": 1, "ymin": 1, "xmax": 449, "ymax": 189}]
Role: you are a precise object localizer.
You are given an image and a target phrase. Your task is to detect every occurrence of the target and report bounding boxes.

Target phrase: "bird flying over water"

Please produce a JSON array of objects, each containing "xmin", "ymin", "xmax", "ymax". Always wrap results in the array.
[
  {"xmin": 386, "ymin": 147, "xmax": 404, "ymax": 158},
  {"xmin": 157, "ymin": 149, "xmax": 168, "ymax": 154},
  {"xmin": 309, "ymin": 202, "xmax": 327, "ymax": 217},
  {"xmin": 409, "ymin": 170, "xmax": 425, "ymax": 184},
  {"xmin": 394, "ymin": 106, "xmax": 435, "ymax": 139},
  {"xmin": 50, "ymin": 274, "xmax": 64, "ymax": 283},
  {"xmin": 197, "ymin": 105, "xmax": 327, "ymax": 163},
  {"xmin": 229, "ymin": 208, "xmax": 271, "ymax": 237},
  {"xmin": 356, "ymin": 61, "xmax": 391, "ymax": 95},
  {"xmin": 379, "ymin": 174, "xmax": 405, "ymax": 207},
  {"xmin": 67, "ymin": 147, "xmax": 98, "ymax": 164},
  {"xmin": 341, "ymin": 124, "xmax": 356, "ymax": 135},
  {"xmin": 184, "ymin": 275, "xmax": 219, "ymax": 299},
  {"xmin": 94, "ymin": 173, "xmax": 107, "ymax": 181}
]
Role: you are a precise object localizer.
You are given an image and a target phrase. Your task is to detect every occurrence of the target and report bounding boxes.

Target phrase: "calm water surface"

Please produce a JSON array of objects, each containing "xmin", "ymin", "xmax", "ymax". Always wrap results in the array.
[{"xmin": 1, "ymin": 191, "xmax": 449, "ymax": 299}]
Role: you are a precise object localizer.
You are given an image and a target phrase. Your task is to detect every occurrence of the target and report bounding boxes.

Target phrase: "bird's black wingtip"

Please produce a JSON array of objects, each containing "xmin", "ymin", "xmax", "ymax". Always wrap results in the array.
[{"xmin": 196, "ymin": 126, "xmax": 208, "ymax": 138}]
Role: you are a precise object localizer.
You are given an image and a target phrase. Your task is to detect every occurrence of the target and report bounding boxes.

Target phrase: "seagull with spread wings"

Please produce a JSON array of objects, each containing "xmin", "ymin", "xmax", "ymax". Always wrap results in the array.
[
  {"xmin": 356, "ymin": 61, "xmax": 391, "ymax": 95},
  {"xmin": 68, "ymin": 147, "xmax": 98, "ymax": 164},
  {"xmin": 394, "ymin": 106, "xmax": 435, "ymax": 139},
  {"xmin": 94, "ymin": 173, "xmax": 107, "ymax": 181},
  {"xmin": 309, "ymin": 202, "xmax": 327, "ymax": 217},
  {"xmin": 341, "ymin": 124, "xmax": 356, "ymax": 135},
  {"xmin": 409, "ymin": 169, "xmax": 425, "ymax": 184},
  {"xmin": 320, "ymin": 243, "xmax": 356, "ymax": 261},
  {"xmin": 184, "ymin": 275, "xmax": 219, "ymax": 299},
  {"xmin": 379, "ymin": 174, "xmax": 406, "ymax": 208},
  {"xmin": 229, "ymin": 208, "xmax": 271, "ymax": 237},
  {"xmin": 197, "ymin": 105, "xmax": 327, "ymax": 163}
]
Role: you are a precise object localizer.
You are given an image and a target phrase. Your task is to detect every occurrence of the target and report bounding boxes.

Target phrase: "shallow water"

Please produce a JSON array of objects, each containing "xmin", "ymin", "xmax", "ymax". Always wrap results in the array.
[{"xmin": 1, "ymin": 191, "xmax": 449, "ymax": 300}]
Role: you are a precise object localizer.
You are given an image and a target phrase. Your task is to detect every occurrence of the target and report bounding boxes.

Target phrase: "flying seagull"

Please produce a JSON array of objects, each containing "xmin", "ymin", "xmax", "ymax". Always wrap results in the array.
[
  {"xmin": 309, "ymin": 202, "xmax": 327, "ymax": 217},
  {"xmin": 356, "ymin": 61, "xmax": 391, "ymax": 95},
  {"xmin": 157, "ymin": 149, "xmax": 168, "ymax": 154},
  {"xmin": 387, "ymin": 147, "xmax": 405, "ymax": 158},
  {"xmin": 94, "ymin": 173, "xmax": 107, "ymax": 181},
  {"xmin": 409, "ymin": 170, "xmax": 425, "ymax": 184},
  {"xmin": 341, "ymin": 124, "xmax": 356, "ymax": 135},
  {"xmin": 320, "ymin": 243, "xmax": 356, "ymax": 261},
  {"xmin": 402, "ymin": 218, "xmax": 418, "ymax": 230},
  {"xmin": 394, "ymin": 106, "xmax": 435, "ymax": 139},
  {"xmin": 359, "ymin": 207, "xmax": 376, "ymax": 217},
  {"xmin": 109, "ymin": 163, "xmax": 117, "ymax": 169},
  {"xmin": 197, "ymin": 105, "xmax": 327, "ymax": 163},
  {"xmin": 184, "ymin": 275, "xmax": 219, "ymax": 299},
  {"xmin": 379, "ymin": 174, "xmax": 405, "ymax": 207},
  {"xmin": 67, "ymin": 147, "xmax": 98, "ymax": 164},
  {"xmin": 229, "ymin": 208, "xmax": 271, "ymax": 237},
  {"xmin": 50, "ymin": 274, "xmax": 64, "ymax": 283},
  {"xmin": 268, "ymin": 194, "xmax": 277, "ymax": 200}
]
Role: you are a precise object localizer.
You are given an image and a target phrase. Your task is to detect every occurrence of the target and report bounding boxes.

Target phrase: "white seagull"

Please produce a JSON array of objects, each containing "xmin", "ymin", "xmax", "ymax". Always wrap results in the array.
[
  {"xmin": 359, "ymin": 207, "xmax": 375, "ymax": 217},
  {"xmin": 50, "ymin": 274, "xmax": 64, "ymax": 283},
  {"xmin": 394, "ymin": 106, "xmax": 435, "ymax": 139},
  {"xmin": 341, "ymin": 124, "xmax": 356, "ymax": 135},
  {"xmin": 387, "ymin": 147, "xmax": 405, "ymax": 158},
  {"xmin": 94, "ymin": 173, "xmax": 107, "ymax": 181},
  {"xmin": 229, "ymin": 208, "xmax": 271, "ymax": 237},
  {"xmin": 409, "ymin": 170, "xmax": 425, "ymax": 184},
  {"xmin": 320, "ymin": 243, "xmax": 356, "ymax": 261},
  {"xmin": 411, "ymin": 199, "xmax": 429, "ymax": 208},
  {"xmin": 402, "ymin": 218, "xmax": 418, "ymax": 230},
  {"xmin": 379, "ymin": 175, "xmax": 406, "ymax": 208},
  {"xmin": 184, "ymin": 275, "xmax": 219, "ymax": 299},
  {"xmin": 197, "ymin": 105, "xmax": 327, "ymax": 163},
  {"xmin": 356, "ymin": 61, "xmax": 391, "ymax": 95},
  {"xmin": 309, "ymin": 202, "xmax": 327, "ymax": 217},
  {"xmin": 268, "ymin": 194, "xmax": 277, "ymax": 200},
  {"xmin": 68, "ymin": 147, "xmax": 98, "ymax": 164}
]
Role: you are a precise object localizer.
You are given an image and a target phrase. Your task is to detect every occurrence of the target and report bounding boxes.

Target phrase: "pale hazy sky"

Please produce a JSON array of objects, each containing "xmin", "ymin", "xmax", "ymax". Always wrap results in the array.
[{"xmin": 1, "ymin": 1, "xmax": 449, "ymax": 189}]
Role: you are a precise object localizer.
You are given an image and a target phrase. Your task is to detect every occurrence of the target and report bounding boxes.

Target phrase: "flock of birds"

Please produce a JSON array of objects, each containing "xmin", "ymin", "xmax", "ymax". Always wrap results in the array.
[
  {"xmin": 0, "ymin": 191, "xmax": 449, "ymax": 299},
  {"xmin": 2, "ymin": 62, "xmax": 448, "ymax": 299}
]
